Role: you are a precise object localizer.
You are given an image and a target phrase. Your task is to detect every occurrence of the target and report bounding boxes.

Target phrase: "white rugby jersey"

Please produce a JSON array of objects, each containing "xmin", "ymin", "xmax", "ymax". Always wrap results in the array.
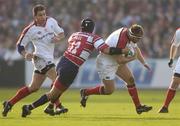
[
  {"xmin": 105, "ymin": 28, "xmax": 137, "ymax": 49},
  {"xmin": 172, "ymin": 28, "xmax": 180, "ymax": 47},
  {"xmin": 17, "ymin": 17, "xmax": 64, "ymax": 61}
]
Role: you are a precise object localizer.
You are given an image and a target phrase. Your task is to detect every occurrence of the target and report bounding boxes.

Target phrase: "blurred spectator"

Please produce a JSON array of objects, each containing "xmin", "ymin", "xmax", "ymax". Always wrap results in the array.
[{"xmin": 0, "ymin": 0, "xmax": 180, "ymax": 61}]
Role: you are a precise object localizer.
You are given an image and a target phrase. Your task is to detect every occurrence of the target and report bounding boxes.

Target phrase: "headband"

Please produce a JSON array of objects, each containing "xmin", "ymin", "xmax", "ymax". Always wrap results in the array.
[{"xmin": 129, "ymin": 29, "xmax": 142, "ymax": 39}]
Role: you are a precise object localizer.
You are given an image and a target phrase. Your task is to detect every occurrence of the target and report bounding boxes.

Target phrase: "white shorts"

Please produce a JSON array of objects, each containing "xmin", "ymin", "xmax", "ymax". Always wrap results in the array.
[
  {"xmin": 96, "ymin": 53, "xmax": 119, "ymax": 80},
  {"xmin": 174, "ymin": 57, "xmax": 180, "ymax": 74},
  {"xmin": 32, "ymin": 56, "xmax": 54, "ymax": 72}
]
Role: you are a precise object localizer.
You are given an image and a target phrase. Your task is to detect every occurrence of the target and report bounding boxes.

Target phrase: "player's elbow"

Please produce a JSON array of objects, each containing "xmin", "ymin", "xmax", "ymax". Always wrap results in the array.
[{"xmin": 17, "ymin": 44, "xmax": 25, "ymax": 55}]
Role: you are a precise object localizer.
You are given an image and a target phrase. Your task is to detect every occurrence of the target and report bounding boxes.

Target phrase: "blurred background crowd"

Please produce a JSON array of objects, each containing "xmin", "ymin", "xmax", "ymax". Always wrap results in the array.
[{"xmin": 0, "ymin": 0, "xmax": 180, "ymax": 62}]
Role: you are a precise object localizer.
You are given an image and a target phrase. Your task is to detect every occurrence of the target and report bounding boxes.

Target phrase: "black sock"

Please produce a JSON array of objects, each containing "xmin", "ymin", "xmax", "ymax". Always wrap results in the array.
[{"xmin": 29, "ymin": 94, "xmax": 49, "ymax": 110}]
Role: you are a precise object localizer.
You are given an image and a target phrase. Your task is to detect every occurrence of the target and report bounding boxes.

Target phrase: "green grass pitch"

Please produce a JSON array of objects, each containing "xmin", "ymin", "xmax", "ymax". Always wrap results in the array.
[{"xmin": 0, "ymin": 88, "xmax": 180, "ymax": 126}]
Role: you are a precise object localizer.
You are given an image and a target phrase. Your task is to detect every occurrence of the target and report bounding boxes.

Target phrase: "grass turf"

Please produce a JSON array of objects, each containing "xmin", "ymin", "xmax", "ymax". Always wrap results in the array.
[{"xmin": 0, "ymin": 88, "xmax": 180, "ymax": 126}]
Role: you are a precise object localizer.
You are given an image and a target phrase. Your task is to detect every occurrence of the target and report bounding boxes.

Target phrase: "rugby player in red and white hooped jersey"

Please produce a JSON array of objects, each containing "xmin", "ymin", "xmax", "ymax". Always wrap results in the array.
[
  {"xmin": 80, "ymin": 24, "xmax": 153, "ymax": 114},
  {"xmin": 2, "ymin": 4, "xmax": 67, "ymax": 117},
  {"xmin": 20, "ymin": 18, "xmax": 132, "ymax": 117},
  {"xmin": 158, "ymin": 28, "xmax": 180, "ymax": 113}
]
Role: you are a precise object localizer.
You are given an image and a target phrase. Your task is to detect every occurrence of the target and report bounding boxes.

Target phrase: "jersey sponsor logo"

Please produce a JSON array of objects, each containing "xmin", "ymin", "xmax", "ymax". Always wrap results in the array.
[
  {"xmin": 36, "ymin": 32, "xmax": 54, "ymax": 40},
  {"xmin": 37, "ymin": 31, "xmax": 41, "ymax": 34}
]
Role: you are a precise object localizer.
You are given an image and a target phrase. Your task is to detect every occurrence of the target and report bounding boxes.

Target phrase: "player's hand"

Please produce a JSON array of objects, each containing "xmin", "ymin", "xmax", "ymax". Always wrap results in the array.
[
  {"xmin": 143, "ymin": 63, "xmax": 151, "ymax": 71},
  {"xmin": 122, "ymin": 48, "xmax": 131, "ymax": 55},
  {"xmin": 24, "ymin": 53, "xmax": 34, "ymax": 61},
  {"xmin": 168, "ymin": 59, "xmax": 173, "ymax": 68},
  {"xmin": 52, "ymin": 36, "xmax": 61, "ymax": 43}
]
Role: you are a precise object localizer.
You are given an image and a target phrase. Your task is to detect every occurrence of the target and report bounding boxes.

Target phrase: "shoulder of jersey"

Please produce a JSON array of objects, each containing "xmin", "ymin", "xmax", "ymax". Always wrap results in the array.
[
  {"xmin": 176, "ymin": 28, "xmax": 180, "ymax": 34},
  {"xmin": 85, "ymin": 33, "xmax": 102, "ymax": 42},
  {"xmin": 47, "ymin": 16, "xmax": 53, "ymax": 20},
  {"xmin": 22, "ymin": 21, "xmax": 35, "ymax": 34}
]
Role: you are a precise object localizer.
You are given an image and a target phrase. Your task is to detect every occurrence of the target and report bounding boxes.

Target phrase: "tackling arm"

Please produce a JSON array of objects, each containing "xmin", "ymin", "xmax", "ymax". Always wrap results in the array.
[{"xmin": 102, "ymin": 47, "xmax": 131, "ymax": 55}]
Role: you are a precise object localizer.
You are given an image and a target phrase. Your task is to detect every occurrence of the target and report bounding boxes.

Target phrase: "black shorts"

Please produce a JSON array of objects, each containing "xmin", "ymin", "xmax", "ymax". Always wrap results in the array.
[
  {"xmin": 56, "ymin": 56, "xmax": 79, "ymax": 86},
  {"xmin": 34, "ymin": 64, "xmax": 55, "ymax": 75}
]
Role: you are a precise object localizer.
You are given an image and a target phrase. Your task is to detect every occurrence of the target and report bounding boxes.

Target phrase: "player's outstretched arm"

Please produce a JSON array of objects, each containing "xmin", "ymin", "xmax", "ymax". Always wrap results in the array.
[
  {"xmin": 135, "ymin": 46, "xmax": 151, "ymax": 70},
  {"xmin": 168, "ymin": 44, "xmax": 178, "ymax": 67}
]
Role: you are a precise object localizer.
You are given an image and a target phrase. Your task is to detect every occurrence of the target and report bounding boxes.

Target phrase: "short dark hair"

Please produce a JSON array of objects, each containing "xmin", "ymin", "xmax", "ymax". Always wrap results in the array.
[
  {"xmin": 33, "ymin": 4, "xmax": 46, "ymax": 16},
  {"xmin": 81, "ymin": 18, "xmax": 95, "ymax": 33}
]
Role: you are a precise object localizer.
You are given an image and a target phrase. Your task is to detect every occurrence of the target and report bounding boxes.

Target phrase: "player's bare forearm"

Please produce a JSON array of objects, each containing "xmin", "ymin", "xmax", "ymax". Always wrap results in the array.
[
  {"xmin": 20, "ymin": 50, "xmax": 26, "ymax": 58},
  {"xmin": 57, "ymin": 32, "xmax": 65, "ymax": 40},
  {"xmin": 135, "ymin": 47, "xmax": 146, "ymax": 65},
  {"xmin": 20, "ymin": 50, "xmax": 34, "ymax": 61},
  {"xmin": 170, "ymin": 44, "xmax": 177, "ymax": 60},
  {"xmin": 52, "ymin": 32, "xmax": 65, "ymax": 43},
  {"xmin": 135, "ymin": 47, "xmax": 151, "ymax": 70}
]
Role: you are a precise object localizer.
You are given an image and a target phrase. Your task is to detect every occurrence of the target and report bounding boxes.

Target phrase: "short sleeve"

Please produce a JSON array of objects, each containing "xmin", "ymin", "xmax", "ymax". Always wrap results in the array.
[
  {"xmin": 94, "ymin": 38, "xmax": 108, "ymax": 51},
  {"xmin": 17, "ymin": 30, "xmax": 31, "ymax": 47},
  {"xmin": 51, "ymin": 18, "xmax": 64, "ymax": 35}
]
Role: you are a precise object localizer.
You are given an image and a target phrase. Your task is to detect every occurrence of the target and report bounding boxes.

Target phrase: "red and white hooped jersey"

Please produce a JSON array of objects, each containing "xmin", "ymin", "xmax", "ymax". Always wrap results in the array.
[
  {"xmin": 105, "ymin": 27, "xmax": 137, "ymax": 49},
  {"xmin": 64, "ymin": 32, "xmax": 108, "ymax": 66},
  {"xmin": 172, "ymin": 28, "xmax": 180, "ymax": 47},
  {"xmin": 16, "ymin": 17, "xmax": 64, "ymax": 61}
]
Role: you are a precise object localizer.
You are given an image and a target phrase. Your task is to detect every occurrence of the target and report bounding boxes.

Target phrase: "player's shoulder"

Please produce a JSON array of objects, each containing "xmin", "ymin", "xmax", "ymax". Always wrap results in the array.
[
  {"xmin": 47, "ymin": 16, "xmax": 55, "ymax": 20},
  {"xmin": 84, "ymin": 32, "xmax": 101, "ymax": 39},
  {"xmin": 175, "ymin": 28, "xmax": 180, "ymax": 35},
  {"xmin": 110, "ymin": 27, "xmax": 127, "ymax": 36},
  {"xmin": 47, "ymin": 16, "xmax": 58, "ymax": 23},
  {"xmin": 116, "ymin": 27, "xmax": 127, "ymax": 33},
  {"xmin": 22, "ymin": 21, "xmax": 35, "ymax": 34},
  {"xmin": 75, "ymin": 32, "xmax": 99, "ymax": 37},
  {"xmin": 73, "ymin": 32, "xmax": 102, "ymax": 42},
  {"xmin": 85, "ymin": 33, "xmax": 102, "ymax": 42}
]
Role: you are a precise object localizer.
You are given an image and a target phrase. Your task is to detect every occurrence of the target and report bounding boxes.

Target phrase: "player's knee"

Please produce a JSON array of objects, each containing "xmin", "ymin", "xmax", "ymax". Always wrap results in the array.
[
  {"xmin": 128, "ymin": 77, "xmax": 135, "ymax": 84},
  {"xmin": 28, "ymin": 86, "xmax": 40, "ymax": 92}
]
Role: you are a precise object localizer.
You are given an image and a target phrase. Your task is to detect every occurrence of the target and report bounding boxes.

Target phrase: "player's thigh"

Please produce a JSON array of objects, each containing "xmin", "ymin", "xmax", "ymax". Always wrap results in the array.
[
  {"xmin": 170, "ymin": 76, "xmax": 180, "ymax": 88},
  {"xmin": 46, "ymin": 66, "xmax": 57, "ymax": 81},
  {"xmin": 173, "ymin": 57, "xmax": 180, "ymax": 74},
  {"xmin": 116, "ymin": 65, "xmax": 134, "ymax": 85},
  {"xmin": 29, "ymin": 72, "xmax": 46, "ymax": 90}
]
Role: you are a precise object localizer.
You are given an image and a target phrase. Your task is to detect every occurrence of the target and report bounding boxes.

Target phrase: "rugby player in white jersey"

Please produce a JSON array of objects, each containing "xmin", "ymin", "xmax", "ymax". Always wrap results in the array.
[
  {"xmin": 2, "ymin": 4, "xmax": 67, "ymax": 117},
  {"xmin": 159, "ymin": 28, "xmax": 180, "ymax": 113},
  {"xmin": 80, "ymin": 24, "xmax": 153, "ymax": 114}
]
